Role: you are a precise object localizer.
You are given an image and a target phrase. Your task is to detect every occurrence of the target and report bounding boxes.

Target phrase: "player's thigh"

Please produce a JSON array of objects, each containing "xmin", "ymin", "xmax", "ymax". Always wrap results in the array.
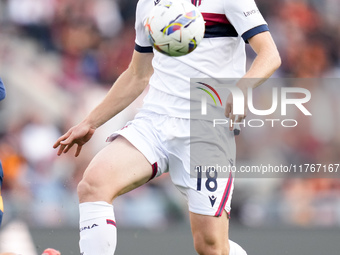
[
  {"xmin": 78, "ymin": 136, "xmax": 153, "ymax": 203},
  {"xmin": 190, "ymin": 211, "xmax": 230, "ymax": 252}
]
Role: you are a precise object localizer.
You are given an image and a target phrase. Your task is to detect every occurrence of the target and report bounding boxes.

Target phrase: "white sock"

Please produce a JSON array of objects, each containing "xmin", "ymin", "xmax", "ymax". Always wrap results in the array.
[
  {"xmin": 79, "ymin": 201, "xmax": 117, "ymax": 255},
  {"xmin": 229, "ymin": 240, "xmax": 247, "ymax": 255}
]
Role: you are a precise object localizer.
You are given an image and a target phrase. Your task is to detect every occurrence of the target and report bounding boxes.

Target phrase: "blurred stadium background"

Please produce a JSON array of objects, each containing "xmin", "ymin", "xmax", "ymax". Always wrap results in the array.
[{"xmin": 0, "ymin": 0, "xmax": 340, "ymax": 254}]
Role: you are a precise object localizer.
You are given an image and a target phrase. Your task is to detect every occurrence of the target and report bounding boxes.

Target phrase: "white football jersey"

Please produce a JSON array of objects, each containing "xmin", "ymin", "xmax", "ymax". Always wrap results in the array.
[{"xmin": 135, "ymin": 0, "xmax": 268, "ymax": 118}]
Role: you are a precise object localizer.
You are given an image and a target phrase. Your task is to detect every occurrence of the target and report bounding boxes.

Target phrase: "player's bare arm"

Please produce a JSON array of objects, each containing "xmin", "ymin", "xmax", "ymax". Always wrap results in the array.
[
  {"xmin": 244, "ymin": 31, "xmax": 281, "ymax": 80},
  {"xmin": 53, "ymin": 51, "xmax": 154, "ymax": 156},
  {"xmin": 226, "ymin": 31, "xmax": 281, "ymax": 129}
]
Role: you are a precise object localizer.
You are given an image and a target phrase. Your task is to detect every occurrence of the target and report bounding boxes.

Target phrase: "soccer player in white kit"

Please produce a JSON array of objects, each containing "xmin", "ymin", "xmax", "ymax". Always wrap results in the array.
[{"xmin": 54, "ymin": 0, "xmax": 281, "ymax": 254}]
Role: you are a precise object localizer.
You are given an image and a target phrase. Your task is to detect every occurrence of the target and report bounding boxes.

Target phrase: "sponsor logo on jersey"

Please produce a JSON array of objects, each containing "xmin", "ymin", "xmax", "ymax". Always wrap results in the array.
[
  {"xmin": 80, "ymin": 223, "xmax": 98, "ymax": 232},
  {"xmin": 243, "ymin": 9, "xmax": 260, "ymax": 17},
  {"xmin": 209, "ymin": 195, "xmax": 217, "ymax": 207}
]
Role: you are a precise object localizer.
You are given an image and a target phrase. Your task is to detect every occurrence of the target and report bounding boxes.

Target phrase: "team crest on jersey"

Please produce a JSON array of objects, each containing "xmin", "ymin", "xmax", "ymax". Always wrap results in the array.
[{"xmin": 191, "ymin": 0, "xmax": 203, "ymax": 7}]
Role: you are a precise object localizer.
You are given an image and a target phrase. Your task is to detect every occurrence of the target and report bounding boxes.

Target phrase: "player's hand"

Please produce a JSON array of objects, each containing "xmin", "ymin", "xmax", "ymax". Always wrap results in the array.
[
  {"xmin": 225, "ymin": 84, "xmax": 248, "ymax": 131},
  {"xmin": 53, "ymin": 122, "xmax": 96, "ymax": 157}
]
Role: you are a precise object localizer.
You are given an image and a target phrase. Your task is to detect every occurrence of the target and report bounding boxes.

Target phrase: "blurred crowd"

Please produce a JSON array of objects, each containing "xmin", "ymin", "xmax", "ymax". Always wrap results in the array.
[
  {"xmin": 0, "ymin": 0, "xmax": 137, "ymax": 89},
  {"xmin": 0, "ymin": 0, "xmax": 340, "ymax": 228},
  {"xmin": 236, "ymin": 0, "xmax": 340, "ymax": 227}
]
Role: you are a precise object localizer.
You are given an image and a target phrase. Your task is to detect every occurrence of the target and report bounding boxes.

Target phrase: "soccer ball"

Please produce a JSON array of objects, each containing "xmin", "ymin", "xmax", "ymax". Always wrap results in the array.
[{"xmin": 145, "ymin": 0, "xmax": 205, "ymax": 57}]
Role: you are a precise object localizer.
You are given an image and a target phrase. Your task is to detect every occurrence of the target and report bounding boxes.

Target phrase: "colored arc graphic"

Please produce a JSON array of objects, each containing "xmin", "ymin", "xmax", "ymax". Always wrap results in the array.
[
  {"xmin": 196, "ymin": 82, "xmax": 223, "ymax": 106},
  {"xmin": 197, "ymin": 87, "xmax": 217, "ymax": 105}
]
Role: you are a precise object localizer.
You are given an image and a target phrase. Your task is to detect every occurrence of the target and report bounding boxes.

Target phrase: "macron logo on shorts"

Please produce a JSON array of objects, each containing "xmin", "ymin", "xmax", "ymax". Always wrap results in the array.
[{"xmin": 209, "ymin": 195, "xmax": 217, "ymax": 207}]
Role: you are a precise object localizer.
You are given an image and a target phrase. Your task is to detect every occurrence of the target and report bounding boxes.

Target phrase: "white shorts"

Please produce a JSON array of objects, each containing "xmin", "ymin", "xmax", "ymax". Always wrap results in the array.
[{"xmin": 107, "ymin": 110, "xmax": 236, "ymax": 217}]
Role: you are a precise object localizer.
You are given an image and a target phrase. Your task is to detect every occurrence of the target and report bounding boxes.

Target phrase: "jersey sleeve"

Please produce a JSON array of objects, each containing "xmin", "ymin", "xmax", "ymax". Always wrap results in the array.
[
  {"xmin": 134, "ymin": 0, "xmax": 153, "ymax": 53},
  {"xmin": 224, "ymin": 0, "xmax": 269, "ymax": 42},
  {"xmin": 0, "ymin": 78, "xmax": 6, "ymax": 101}
]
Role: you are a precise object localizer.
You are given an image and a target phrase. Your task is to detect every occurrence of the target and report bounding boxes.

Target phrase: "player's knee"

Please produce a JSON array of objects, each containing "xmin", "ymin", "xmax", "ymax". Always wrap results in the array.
[
  {"xmin": 193, "ymin": 235, "xmax": 229, "ymax": 255},
  {"xmin": 77, "ymin": 179, "xmax": 94, "ymax": 202},
  {"xmin": 77, "ymin": 174, "xmax": 119, "ymax": 204},
  {"xmin": 77, "ymin": 176, "xmax": 109, "ymax": 203}
]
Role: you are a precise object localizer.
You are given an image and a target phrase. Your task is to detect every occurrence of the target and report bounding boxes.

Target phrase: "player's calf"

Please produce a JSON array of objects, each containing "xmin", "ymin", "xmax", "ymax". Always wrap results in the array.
[
  {"xmin": 193, "ymin": 239, "xmax": 247, "ymax": 255},
  {"xmin": 190, "ymin": 211, "xmax": 231, "ymax": 255}
]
